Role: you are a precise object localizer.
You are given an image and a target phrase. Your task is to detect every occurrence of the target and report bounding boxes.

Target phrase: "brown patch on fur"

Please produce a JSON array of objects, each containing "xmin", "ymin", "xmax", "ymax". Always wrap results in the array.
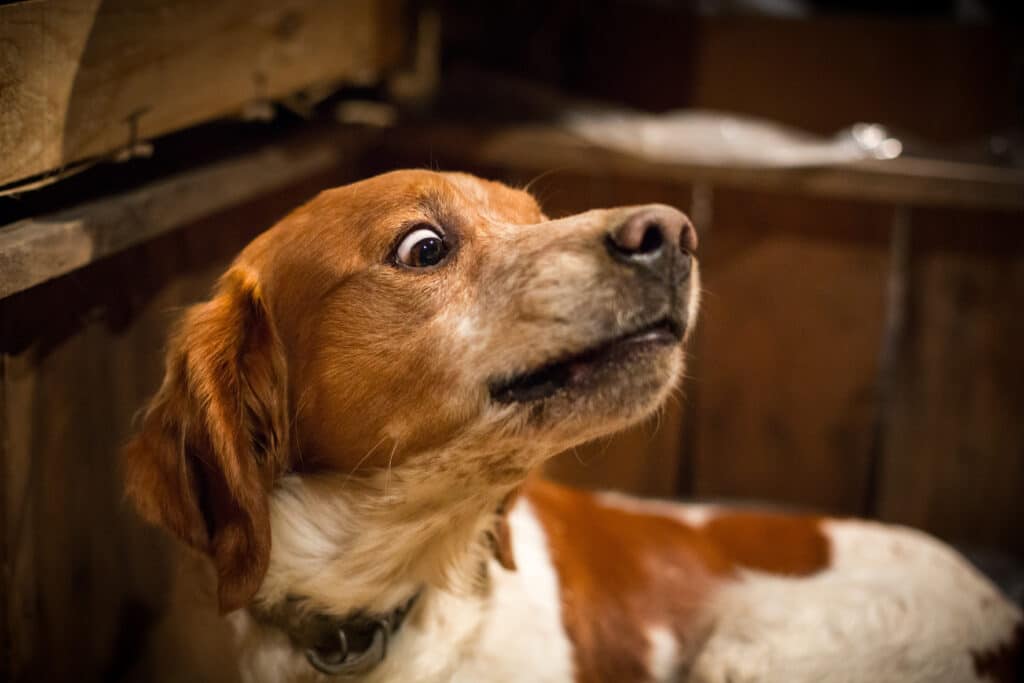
[
  {"xmin": 973, "ymin": 621, "xmax": 1023, "ymax": 683},
  {"xmin": 526, "ymin": 480, "xmax": 831, "ymax": 682},
  {"xmin": 702, "ymin": 511, "xmax": 830, "ymax": 576},
  {"xmin": 123, "ymin": 267, "xmax": 289, "ymax": 612},
  {"xmin": 526, "ymin": 479, "xmax": 730, "ymax": 683}
]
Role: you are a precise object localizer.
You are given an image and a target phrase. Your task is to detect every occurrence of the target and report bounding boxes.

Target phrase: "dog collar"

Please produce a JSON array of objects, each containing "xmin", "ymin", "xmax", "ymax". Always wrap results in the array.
[{"xmin": 256, "ymin": 591, "xmax": 421, "ymax": 677}]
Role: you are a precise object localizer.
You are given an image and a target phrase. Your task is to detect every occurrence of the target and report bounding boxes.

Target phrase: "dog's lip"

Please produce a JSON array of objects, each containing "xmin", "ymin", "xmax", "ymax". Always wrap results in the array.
[{"xmin": 488, "ymin": 317, "xmax": 683, "ymax": 404}]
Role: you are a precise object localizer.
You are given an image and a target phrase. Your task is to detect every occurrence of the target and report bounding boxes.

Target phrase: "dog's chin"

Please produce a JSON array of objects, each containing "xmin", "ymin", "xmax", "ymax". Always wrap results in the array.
[{"xmin": 488, "ymin": 317, "xmax": 684, "ymax": 426}]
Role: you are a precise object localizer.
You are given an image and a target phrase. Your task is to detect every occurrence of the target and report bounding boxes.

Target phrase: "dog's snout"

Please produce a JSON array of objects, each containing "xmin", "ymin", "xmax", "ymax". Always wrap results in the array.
[{"xmin": 606, "ymin": 206, "xmax": 696, "ymax": 278}]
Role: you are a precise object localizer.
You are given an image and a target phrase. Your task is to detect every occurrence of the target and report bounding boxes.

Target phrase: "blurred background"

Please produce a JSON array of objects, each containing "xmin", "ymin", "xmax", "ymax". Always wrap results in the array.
[{"xmin": 1, "ymin": 0, "xmax": 1022, "ymax": 679}]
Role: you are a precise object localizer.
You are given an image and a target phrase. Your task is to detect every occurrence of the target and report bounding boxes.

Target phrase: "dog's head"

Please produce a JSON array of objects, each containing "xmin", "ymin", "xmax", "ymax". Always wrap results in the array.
[{"xmin": 124, "ymin": 170, "xmax": 699, "ymax": 612}]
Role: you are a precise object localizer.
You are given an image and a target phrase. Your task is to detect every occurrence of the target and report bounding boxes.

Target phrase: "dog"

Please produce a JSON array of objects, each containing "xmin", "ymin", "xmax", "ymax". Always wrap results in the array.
[{"xmin": 124, "ymin": 170, "xmax": 1021, "ymax": 682}]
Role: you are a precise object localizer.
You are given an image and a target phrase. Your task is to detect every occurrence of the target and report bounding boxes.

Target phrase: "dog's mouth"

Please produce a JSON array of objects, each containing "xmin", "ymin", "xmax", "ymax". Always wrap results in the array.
[{"xmin": 489, "ymin": 317, "xmax": 683, "ymax": 404}]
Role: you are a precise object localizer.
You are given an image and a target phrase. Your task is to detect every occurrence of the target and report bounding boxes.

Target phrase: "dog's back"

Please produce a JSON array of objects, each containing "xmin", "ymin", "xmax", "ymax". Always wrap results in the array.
[{"xmin": 505, "ymin": 479, "xmax": 1023, "ymax": 683}]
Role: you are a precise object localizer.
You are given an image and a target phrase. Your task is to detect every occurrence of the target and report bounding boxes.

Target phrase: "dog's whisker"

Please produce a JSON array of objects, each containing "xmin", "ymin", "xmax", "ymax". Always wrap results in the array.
[
  {"xmin": 522, "ymin": 167, "xmax": 569, "ymax": 196},
  {"xmin": 290, "ymin": 385, "xmax": 315, "ymax": 465},
  {"xmin": 341, "ymin": 437, "xmax": 389, "ymax": 490},
  {"xmin": 384, "ymin": 440, "xmax": 400, "ymax": 500}
]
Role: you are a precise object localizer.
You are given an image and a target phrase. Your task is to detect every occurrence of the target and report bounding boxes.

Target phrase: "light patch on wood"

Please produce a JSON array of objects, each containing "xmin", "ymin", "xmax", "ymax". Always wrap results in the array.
[{"xmin": 0, "ymin": 0, "xmax": 403, "ymax": 186}]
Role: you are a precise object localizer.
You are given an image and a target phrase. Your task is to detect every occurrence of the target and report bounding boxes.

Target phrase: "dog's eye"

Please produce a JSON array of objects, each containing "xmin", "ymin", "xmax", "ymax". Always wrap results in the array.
[{"xmin": 395, "ymin": 227, "xmax": 448, "ymax": 268}]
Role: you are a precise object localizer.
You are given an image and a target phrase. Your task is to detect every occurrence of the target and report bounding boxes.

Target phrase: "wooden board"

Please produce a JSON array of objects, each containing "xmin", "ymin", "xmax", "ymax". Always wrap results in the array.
[
  {"xmin": 0, "ymin": 127, "xmax": 369, "ymax": 298},
  {"xmin": 0, "ymin": 0, "xmax": 403, "ymax": 187},
  {"xmin": 691, "ymin": 189, "xmax": 892, "ymax": 514},
  {"xmin": 877, "ymin": 209, "xmax": 1024, "ymax": 558}
]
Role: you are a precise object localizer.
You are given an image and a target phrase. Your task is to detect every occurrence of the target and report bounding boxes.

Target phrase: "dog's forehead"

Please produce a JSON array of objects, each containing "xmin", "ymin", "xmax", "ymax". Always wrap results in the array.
[
  {"xmin": 335, "ymin": 170, "xmax": 543, "ymax": 228},
  {"xmin": 440, "ymin": 172, "xmax": 545, "ymax": 225},
  {"xmin": 256, "ymin": 171, "xmax": 542, "ymax": 259},
  {"xmin": 243, "ymin": 171, "xmax": 544, "ymax": 315}
]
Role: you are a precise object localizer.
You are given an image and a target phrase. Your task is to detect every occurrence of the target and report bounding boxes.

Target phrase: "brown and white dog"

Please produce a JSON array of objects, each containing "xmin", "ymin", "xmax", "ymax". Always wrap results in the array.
[{"xmin": 124, "ymin": 170, "xmax": 1021, "ymax": 682}]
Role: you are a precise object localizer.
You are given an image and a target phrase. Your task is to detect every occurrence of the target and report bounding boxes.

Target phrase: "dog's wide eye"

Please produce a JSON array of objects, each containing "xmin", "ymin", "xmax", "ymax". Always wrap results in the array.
[{"xmin": 395, "ymin": 227, "xmax": 448, "ymax": 268}]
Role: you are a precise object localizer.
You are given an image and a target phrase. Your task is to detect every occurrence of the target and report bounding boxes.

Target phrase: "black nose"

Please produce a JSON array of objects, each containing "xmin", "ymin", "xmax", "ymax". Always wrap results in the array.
[{"xmin": 606, "ymin": 206, "xmax": 696, "ymax": 278}]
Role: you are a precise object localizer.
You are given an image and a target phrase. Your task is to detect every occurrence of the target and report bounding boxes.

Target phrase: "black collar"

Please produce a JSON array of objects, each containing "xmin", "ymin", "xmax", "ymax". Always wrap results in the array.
[{"xmin": 254, "ymin": 591, "xmax": 421, "ymax": 677}]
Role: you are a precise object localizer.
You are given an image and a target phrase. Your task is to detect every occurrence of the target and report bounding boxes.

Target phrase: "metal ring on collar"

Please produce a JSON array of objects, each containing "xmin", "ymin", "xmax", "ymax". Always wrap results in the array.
[{"xmin": 305, "ymin": 619, "xmax": 389, "ymax": 677}]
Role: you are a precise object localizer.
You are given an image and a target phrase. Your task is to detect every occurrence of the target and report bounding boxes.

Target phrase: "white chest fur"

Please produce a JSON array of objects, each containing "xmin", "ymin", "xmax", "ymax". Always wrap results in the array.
[{"xmin": 229, "ymin": 498, "xmax": 575, "ymax": 683}]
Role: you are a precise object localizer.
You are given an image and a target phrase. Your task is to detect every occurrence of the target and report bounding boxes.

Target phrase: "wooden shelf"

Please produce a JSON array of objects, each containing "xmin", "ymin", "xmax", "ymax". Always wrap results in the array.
[
  {"xmin": 0, "ymin": 129, "xmax": 368, "ymax": 299},
  {"xmin": 380, "ymin": 124, "xmax": 1024, "ymax": 212}
]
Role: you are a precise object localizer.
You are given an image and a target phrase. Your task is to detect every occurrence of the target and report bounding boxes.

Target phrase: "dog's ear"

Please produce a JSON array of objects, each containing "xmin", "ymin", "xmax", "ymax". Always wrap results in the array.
[{"xmin": 124, "ymin": 266, "xmax": 289, "ymax": 613}]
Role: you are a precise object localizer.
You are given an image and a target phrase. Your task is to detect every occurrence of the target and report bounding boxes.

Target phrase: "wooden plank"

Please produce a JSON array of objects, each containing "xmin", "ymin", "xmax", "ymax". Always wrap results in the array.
[
  {"xmin": 0, "ymin": 354, "xmax": 8, "ymax": 681},
  {"xmin": 877, "ymin": 210, "xmax": 1024, "ymax": 558},
  {"xmin": 377, "ymin": 125, "xmax": 1024, "ymax": 211},
  {"xmin": 0, "ymin": 129, "xmax": 367, "ymax": 299},
  {"xmin": 2, "ymin": 322, "xmax": 39, "ymax": 680},
  {"xmin": 0, "ymin": 0, "xmax": 403, "ymax": 187},
  {"xmin": 691, "ymin": 189, "xmax": 891, "ymax": 514}
]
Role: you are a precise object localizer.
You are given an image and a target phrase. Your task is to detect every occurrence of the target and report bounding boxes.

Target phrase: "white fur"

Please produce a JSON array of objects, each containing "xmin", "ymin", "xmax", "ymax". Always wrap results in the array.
[
  {"xmin": 230, "ymin": 495, "xmax": 575, "ymax": 683},
  {"xmin": 646, "ymin": 625, "xmax": 681, "ymax": 681},
  {"xmin": 229, "ymin": 477, "xmax": 1021, "ymax": 683},
  {"xmin": 597, "ymin": 490, "xmax": 719, "ymax": 526},
  {"xmin": 451, "ymin": 499, "xmax": 576, "ymax": 683},
  {"xmin": 690, "ymin": 519, "xmax": 1022, "ymax": 683}
]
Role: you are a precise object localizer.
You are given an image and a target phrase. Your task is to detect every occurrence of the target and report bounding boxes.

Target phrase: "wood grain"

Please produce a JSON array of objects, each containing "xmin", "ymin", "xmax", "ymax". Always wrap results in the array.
[
  {"xmin": 0, "ymin": 130, "xmax": 367, "ymax": 298},
  {"xmin": 877, "ymin": 209, "xmax": 1024, "ymax": 557},
  {"xmin": 0, "ymin": 0, "xmax": 403, "ymax": 187},
  {"xmin": 691, "ymin": 189, "xmax": 892, "ymax": 514}
]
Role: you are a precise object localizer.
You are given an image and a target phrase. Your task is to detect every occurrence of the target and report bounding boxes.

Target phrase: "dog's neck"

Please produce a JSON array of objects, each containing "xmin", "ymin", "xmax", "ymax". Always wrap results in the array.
[{"xmin": 255, "ymin": 456, "xmax": 527, "ymax": 618}]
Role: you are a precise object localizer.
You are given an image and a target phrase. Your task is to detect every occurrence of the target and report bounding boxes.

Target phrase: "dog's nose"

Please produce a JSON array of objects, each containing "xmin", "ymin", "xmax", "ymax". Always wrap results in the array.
[{"xmin": 606, "ymin": 206, "xmax": 696, "ymax": 277}]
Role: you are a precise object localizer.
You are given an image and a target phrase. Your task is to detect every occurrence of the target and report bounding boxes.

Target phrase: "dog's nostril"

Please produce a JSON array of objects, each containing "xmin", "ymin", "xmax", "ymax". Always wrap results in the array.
[
  {"xmin": 637, "ymin": 223, "xmax": 665, "ymax": 254},
  {"xmin": 609, "ymin": 206, "xmax": 694, "ymax": 263},
  {"xmin": 609, "ymin": 212, "xmax": 673, "ymax": 259}
]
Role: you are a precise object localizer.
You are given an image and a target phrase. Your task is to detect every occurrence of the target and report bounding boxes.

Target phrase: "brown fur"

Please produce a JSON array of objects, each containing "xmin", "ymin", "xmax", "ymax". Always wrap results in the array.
[
  {"xmin": 124, "ymin": 170, "xmax": 695, "ymax": 615},
  {"xmin": 124, "ymin": 267, "xmax": 289, "ymax": 612},
  {"xmin": 526, "ymin": 479, "xmax": 830, "ymax": 683}
]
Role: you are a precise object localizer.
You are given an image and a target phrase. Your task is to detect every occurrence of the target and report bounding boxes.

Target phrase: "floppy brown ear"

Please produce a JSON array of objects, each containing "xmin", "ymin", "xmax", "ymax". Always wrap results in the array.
[{"xmin": 124, "ymin": 267, "xmax": 289, "ymax": 613}]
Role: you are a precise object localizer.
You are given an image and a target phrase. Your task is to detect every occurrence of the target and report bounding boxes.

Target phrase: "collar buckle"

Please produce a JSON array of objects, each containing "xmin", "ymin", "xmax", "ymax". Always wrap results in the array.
[{"xmin": 305, "ymin": 617, "xmax": 389, "ymax": 676}]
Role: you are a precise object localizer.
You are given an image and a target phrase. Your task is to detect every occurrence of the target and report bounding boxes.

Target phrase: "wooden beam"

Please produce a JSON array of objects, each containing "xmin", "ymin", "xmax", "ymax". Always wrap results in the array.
[
  {"xmin": 380, "ymin": 125, "xmax": 1024, "ymax": 212},
  {"xmin": 0, "ymin": 130, "xmax": 367, "ymax": 299},
  {"xmin": 0, "ymin": 0, "xmax": 403, "ymax": 187}
]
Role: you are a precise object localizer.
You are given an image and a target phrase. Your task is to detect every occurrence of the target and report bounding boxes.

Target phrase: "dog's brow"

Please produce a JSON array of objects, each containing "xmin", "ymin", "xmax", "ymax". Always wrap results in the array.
[{"xmin": 416, "ymin": 192, "xmax": 459, "ymax": 229}]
